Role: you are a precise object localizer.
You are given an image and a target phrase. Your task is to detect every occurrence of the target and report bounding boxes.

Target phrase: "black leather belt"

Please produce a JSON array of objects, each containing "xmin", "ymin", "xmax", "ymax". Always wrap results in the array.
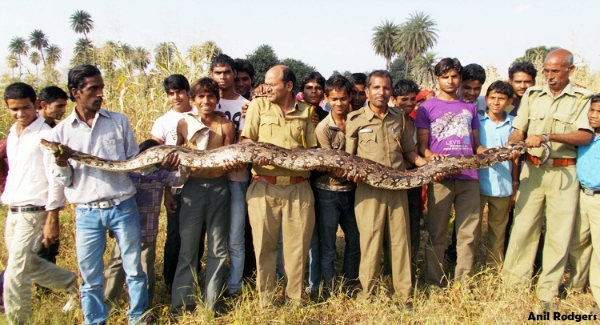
[
  {"xmin": 581, "ymin": 184, "xmax": 600, "ymax": 196},
  {"xmin": 10, "ymin": 205, "xmax": 45, "ymax": 213}
]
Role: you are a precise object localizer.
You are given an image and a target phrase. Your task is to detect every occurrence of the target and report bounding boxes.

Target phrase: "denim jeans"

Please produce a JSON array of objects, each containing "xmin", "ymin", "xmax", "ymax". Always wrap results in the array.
[
  {"xmin": 227, "ymin": 181, "xmax": 248, "ymax": 294},
  {"xmin": 75, "ymin": 196, "xmax": 148, "ymax": 324},
  {"xmin": 316, "ymin": 188, "xmax": 360, "ymax": 289}
]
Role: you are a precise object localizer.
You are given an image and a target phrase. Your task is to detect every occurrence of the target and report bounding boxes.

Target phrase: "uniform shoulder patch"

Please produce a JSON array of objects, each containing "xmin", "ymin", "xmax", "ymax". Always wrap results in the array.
[{"xmin": 348, "ymin": 109, "xmax": 364, "ymax": 121}]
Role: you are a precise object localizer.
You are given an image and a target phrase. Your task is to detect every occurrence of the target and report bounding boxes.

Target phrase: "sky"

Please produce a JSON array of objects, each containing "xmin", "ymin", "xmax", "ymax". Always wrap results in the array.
[{"xmin": 1, "ymin": 0, "xmax": 599, "ymax": 80}]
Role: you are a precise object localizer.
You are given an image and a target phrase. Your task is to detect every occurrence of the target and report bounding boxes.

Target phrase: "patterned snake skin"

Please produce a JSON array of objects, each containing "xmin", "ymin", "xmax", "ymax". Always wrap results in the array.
[{"xmin": 40, "ymin": 139, "xmax": 525, "ymax": 190}]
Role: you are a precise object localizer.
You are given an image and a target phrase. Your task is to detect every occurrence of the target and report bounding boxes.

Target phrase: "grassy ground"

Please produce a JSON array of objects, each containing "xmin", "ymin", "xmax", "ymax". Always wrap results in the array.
[{"xmin": 0, "ymin": 203, "xmax": 596, "ymax": 324}]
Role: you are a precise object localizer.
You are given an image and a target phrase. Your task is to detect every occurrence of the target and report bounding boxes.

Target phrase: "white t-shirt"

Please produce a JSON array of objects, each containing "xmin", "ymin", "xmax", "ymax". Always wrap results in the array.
[
  {"xmin": 216, "ymin": 96, "xmax": 249, "ymax": 139},
  {"xmin": 151, "ymin": 107, "xmax": 196, "ymax": 145},
  {"xmin": 216, "ymin": 95, "xmax": 250, "ymax": 181}
]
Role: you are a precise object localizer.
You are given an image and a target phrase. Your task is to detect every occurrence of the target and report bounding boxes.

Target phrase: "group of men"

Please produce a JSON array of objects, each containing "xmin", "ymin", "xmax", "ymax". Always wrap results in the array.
[{"xmin": 1, "ymin": 47, "xmax": 600, "ymax": 324}]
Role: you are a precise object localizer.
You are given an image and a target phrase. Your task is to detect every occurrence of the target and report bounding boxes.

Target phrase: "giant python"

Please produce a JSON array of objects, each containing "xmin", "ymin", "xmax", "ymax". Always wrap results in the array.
[{"xmin": 40, "ymin": 139, "xmax": 526, "ymax": 190}]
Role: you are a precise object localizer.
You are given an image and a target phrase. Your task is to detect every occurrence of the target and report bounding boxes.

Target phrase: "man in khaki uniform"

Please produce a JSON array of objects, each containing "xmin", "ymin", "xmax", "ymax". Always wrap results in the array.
[
  {"xmin": 502, "ymin": 49, "xmax": 594, "ymax": 310},
  {"xmin": 346, "ymin": 70, "xmax": 430, "ymax": 302},
  {"xmin": 241, "ymin": 65, "xmax": 317, "ymax": 304}
]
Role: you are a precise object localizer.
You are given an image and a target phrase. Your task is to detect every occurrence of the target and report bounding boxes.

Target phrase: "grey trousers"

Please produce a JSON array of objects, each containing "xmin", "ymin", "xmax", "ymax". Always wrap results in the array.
[{"xmin": 171, "ymin": 177, "xmax": 230, "ymax": 313}]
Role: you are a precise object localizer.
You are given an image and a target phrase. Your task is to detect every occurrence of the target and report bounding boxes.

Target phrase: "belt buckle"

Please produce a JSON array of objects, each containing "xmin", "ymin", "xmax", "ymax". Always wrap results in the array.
[
  {"xmin": 98, "ymin": 200, "xmax": 112, "ymax": 209},
  {"xmin": 276, "ymin": 176, "xmax": 291, "ymax": 186},
  {"xmin": 583, "ymin": 187, "xmax": 595, "ymax": 196}
]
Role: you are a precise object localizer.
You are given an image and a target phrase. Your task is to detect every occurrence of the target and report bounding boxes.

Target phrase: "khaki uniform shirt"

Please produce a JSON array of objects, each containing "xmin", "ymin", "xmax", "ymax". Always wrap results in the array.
[
  {"xmin": 512, "ymin": 83, "xmax": 593, "ymax": 158},
  {"xmin": 314, "ymin": 113, "xmax": 355, "ymax": 191},
  {"xmin": 346, "ymin": 105, "xmax": 414, "ymax": 170},
  {"xmin": 241, "ymin": 96, "xmax": 317, "ymax": 178}
]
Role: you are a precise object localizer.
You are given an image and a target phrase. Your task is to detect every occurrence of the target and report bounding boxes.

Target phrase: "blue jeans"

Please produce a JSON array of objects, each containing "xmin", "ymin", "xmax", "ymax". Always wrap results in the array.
[
  {"xmin": 227, "ymin": 181, "xmax": 249, "ymax": 294},
  {"xmin": 316, "ymin": 188, "xmax": 360, "ymax": 289},
  {"xmin": 75, "ymin": 196, "xmax": 148, "ymax": 324}
]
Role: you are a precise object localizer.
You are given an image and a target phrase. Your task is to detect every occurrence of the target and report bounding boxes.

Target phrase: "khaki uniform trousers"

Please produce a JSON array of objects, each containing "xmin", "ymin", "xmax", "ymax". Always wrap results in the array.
[
  {"xmin": 4, "ymin": 210, "xmax": 77, "ymax": 324},
  {"xmin": 502, "ymin": 162, "xmax": 579, "ymax": 301},
  {"xmin": 580, "ymin": 192, "xmax": 600, "ymax": 304},
  {"xmin": 247, "ymin": 180, "xmax": 315, "ymax": 301},
  {"xmin": 478, "ymin": 195, "xmax": 511, "ymax": 265},
  {"xmin": 425, "ymin": 179, "xmax": 481, "ymax": 284},
  {"xmin": 355, "ymin": 183, "xmax": 411, "ymax": 301}
]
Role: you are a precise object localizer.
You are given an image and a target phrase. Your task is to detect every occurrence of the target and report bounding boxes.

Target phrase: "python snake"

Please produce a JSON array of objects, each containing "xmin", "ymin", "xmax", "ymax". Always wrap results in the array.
[{"xmin": 40, "ymin": 139, "xmax": 525, "ymax": 190}]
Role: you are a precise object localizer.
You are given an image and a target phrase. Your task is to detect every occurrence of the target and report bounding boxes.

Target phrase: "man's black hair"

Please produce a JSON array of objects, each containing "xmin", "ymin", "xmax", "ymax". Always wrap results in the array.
[
  {"xmin": 138, "ymin": 139, "xmax": 160, "ymax": 154},
  {"xmin": 189, "ymin": 77, "xmax": 220, "ymax": 102},
  {"xmin": 461, "ymin": 64, "xmax": 486, "ymax": 84},
  {"xmin": 281, "ymin": 66, "xmax": 296, "ymax": 89},
  {"xmin": 163, "ymin": 74, "xmax": 190, "ymax": 94},
  {"xmin": 233, "ymin": 58, "xmax": 255, "ymax": 80},
  {"xmin": 434, "ymin": 58, "xmax": 462, "ymax": 77},
  {"xmin": 485, "ymin": 80, "xmax": 514, "ymax": 98},
  {"xmin": 349, "ymin": 72, "xmax": 367, "ymax": 86},
  {"xmin": 300, "ymin": 71, "xmax": 325, "ymax": 91},
  {"xmin": 590, "ymin": 93, "xmax": 600, "ymax": 105},
  {"xmin": 508, "ymin": 62, "xmax": 538, "ymax": 81},
  {"xmin": 392, "ymin": 79, "xmax": 420, "ymax": 97},
  {"xmin": 4, "ymin": 82, "xmax": 36, "ymax": 103},
  {"xmin": 210, "ymin": 54, "xmax": 235, "ymax": 73},
  {"xmin": 324, "ymin": 75, "xmax": 352, "ymax": 96},
  {"xmin": 366, "ymin": 70, "xmax": 392, "ymax": 88},
  {"xmin": 39, "ymin": 86, "xmax": 68, "ymax": 104},
  {"xmin": 67, "ymin": 64, "xmax": 101, "ymax": 101}
]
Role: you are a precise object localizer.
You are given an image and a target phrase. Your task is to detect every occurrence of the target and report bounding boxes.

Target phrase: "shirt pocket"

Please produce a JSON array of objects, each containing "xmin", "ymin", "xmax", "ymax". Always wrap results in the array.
[
  {"xmin": 528, "ymin": 109, "xmax": 546, "ymax": 134},
  {"xmin": 552, "ymin": 112, "xmax": 576, "ymax": 134},
  {"xmin": 358, "ymin": 132, "xmax": 377, "ymax": 155},
  {"xmin": 259, "ymin": 116, "xmax": 280, "ymax": 139},
  {"xmin": 99, "ymin": 139, "xmax": 125, "ymax": 160},
  {"xmin": 288, "ymin": 118, "xmax": 307, "ymax": 145}
]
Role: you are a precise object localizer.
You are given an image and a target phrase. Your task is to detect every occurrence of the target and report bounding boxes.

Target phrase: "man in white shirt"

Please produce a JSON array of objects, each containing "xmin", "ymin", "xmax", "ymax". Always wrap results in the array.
[
  {"xmin": 48, "ymin": 65, "xmax": 149, "ymax": 324},
  {"xmin": 210, "ymin": 54, "xmax": 251, "ymax": 296},
  {"xmin": 2, "ymin": 82, "xmax": 77, "ymax": 324}
]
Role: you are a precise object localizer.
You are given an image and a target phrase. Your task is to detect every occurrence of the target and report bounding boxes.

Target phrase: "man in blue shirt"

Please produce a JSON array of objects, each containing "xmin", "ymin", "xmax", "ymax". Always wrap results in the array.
[
  {"xmin": 566, "ymin": 94, "xmax": 600, "ymax": 309},
  {"xmin": 477, "ymin": 81, "xmax": 519, "ymax": 265}
]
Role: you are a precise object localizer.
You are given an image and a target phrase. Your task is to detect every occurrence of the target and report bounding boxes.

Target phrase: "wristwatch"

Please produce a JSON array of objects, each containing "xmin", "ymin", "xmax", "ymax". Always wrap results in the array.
[{"xmin": 542, "ymin": 134, "xmax": 550, "ymax": 143}]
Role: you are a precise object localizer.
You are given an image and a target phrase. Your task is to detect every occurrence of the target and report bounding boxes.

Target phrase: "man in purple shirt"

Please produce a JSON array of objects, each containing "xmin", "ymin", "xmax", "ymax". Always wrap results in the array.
[{"xmin": 416, "ymin": 58, "xmax": 488, "ymax": 285}]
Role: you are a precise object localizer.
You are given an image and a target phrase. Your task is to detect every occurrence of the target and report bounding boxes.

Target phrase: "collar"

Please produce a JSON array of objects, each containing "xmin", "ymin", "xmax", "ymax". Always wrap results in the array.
[
  {"xmin": 67, "ymin": 108, "xmax": 110, "ymax": 124},
  {"xmin": 539, "ymin": 82, "xmax": 575, "ymax": 99},
  {"xmin": 479, "ymin": 111, "xmax": 512, "ymax": 126},
  {"xmin": 10, "ymin": 115, "xmax": 46, "ymax": 135},
  {"xmin": 363, "ymin": 104, "xmax": 398, "ymax": 121}
]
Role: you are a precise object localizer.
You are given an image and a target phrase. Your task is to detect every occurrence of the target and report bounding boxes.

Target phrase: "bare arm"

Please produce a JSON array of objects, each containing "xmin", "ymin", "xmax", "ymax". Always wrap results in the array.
[
  {"xmin": 417, "ymin": 128, "xmax": 434, "ymax": 158},
  {"xmin": 404, "ymin": 150, "xmax": 429, "ymax": 167},
  {"xmin": 176, "ymin": 119, "xmax": 187, "ymax": 147},
  {"xmin": 471, "ymin": 129, "xmax": 487, "ymax": 154},
  {"xmin": 507, "ymin": 128, "xmax": 526, "ymax": 144}
]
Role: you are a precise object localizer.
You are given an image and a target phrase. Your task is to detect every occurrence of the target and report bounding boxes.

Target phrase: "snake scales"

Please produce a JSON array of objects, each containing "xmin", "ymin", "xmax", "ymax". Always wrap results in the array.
[{"xmin": 40, "ymin": 139, "xmax": 525, "ymax": 190}]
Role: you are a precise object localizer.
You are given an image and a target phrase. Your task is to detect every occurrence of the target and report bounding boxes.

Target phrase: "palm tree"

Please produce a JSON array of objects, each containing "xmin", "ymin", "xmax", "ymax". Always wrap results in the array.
[
  {"xmin": 155, "ymin": 42, "xmax": 175, "ymax": 70},
  {"xmin": 28, "ymin": 29, "xmax": 48, "ymax": 65},
  {"xmin": 72, "ymin": 38, "xmax": 95, "ymax": 65},
  {"xmin": 411, "ymin": 52, "xmax": 438, "ymax": 87},
  {"xmin": 8, "ymin": 37, "xmax": 29, "ymax": 78},
  {"xmin": 45, "ymin": 44, "xmax": 62, "ymax": 67},
  {"xmin": 372, "ymin": 20, "xmax": 399, "ymax": 71},
  {"xmin": 394, "ymin": 11, "xmax": 438, "ymax": 77},
  {"xmin": 29, "ymin": 52, "xmax": 41, "ymax": 76},
  {"xmin": 70, "ymin": 10, "xmax": 94, "ymax": 41},
  {"xmin": 6, "ymin": 54, "xmax": 18, "ymax": 78},
  {"xmin": 132, "ymin": 46, "xmax": 150, "ymax": 75}
]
